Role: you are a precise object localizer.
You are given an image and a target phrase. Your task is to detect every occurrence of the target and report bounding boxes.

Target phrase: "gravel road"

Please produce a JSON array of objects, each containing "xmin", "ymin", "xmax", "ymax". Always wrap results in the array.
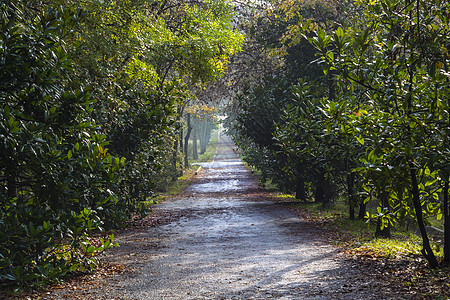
[{"xmin": 35, "ymin": 134, "xmax": 401, "ymax": 300}]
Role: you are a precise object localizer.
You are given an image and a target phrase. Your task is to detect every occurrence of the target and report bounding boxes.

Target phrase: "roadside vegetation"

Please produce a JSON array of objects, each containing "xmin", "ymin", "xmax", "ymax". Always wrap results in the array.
[
  {"xmin": 0, "ymin": 0, "xmax": 241, "ymax": 292},
  {"xmin": 152, "ymin": 129, "xmax": 219, "ymax": 204},
  {"xmin": 226, "ymin": 0, "xmax": 450, "ymax": 278}
]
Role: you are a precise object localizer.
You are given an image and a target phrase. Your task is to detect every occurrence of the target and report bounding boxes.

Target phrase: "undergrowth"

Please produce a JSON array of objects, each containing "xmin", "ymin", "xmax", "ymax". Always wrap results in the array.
[
  {"xmin": 148, "ymin": 166, "xmax": 199, "ymax": 205},
  {"xmin": 273, "ymin": 193, "xmax": 443, "ymax": 261}
]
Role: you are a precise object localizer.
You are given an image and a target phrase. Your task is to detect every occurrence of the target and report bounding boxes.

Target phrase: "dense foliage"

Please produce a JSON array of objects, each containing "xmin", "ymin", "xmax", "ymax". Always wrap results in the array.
[
  {"xmin": 228, "ymin": 0, "xmax": 450, "ymax": 268},
  {"xmin": 0, "ymin": 0, "xmax": 242, "ymax": 290}
]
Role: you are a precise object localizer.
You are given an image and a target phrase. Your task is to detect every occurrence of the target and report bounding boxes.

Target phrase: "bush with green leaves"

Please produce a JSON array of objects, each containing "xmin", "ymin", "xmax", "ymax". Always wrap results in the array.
[
  {"xmin": 273, "ymin": 0, "xmax": 450, "ymax": 267},
  {"xmin": 229, "ymin": 0, "xmax": 450, "ymax": 268},
  {"xmin": 0, "ymin": 0, "xmax": 243, "ymax": 290},
  {"xmin": 0, "ymin": 2, "xmax": 120, "ymax": 289}
]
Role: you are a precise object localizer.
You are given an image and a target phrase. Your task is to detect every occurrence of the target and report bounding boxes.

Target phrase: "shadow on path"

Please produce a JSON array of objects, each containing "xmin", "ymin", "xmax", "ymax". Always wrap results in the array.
[{"xmin": 41, "ymin": 133, "xmax": 398, "ymax": 300}]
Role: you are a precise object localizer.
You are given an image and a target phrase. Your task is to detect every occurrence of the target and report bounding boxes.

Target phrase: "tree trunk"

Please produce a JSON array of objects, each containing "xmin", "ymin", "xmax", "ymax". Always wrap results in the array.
[
  {"xmin": 314, "ymin": 172, "xmax": 324, "ymax": 204},
  {"xmin": 347, "ymin": 172, "xmax": 355, "ymax": 220},
  {"xmin": 443, "ymin": 179, "xmax": 450, "ymax": 265},
  {"xmin": 184, "ymin": 113, "xmax": 192, "ymax": 169},
  {"xmin": 172, "ymin": 136, "xmax": 179, "ymax": 180},
  {"xmin": 172, "ymin": 106, "xmax": 183, "ymax": 179},
  {"xmin": 198, "ymin": 121, "xmax": 205, "ymax": 154},
  {"xmin": 358, "ymin": 200, "xmax": 367, "ymax": 220},
  {"xmin": 409, "ymin": 162, "xmax": 439, "ymax": 268},
  {"xmin": 206, "ymin": 125, "xmax": 211, "ymax": 144},
  {"xmin": 192, "ymin": 125, "xmax": 198, "ymax": 160},
  {"xmin": 178, "ymin": 127, "xmax": 184, "ymax": 176},
  {"xmin": 295, "ymin": 162, "xmax": 306, "ymax": 201},
  {"xmin": 315, "ymin": 170, "xmax": 333, "ymax": 207},
  {"xmin": 179, "ymin": 125, "xmax": 183, "ymax": 151},
  {"xmin": 375, "ymin": 191, "xmax": 391, "ymax": 238},
  {"xmin": 200, "ymin": 121, "xmax": 208, "ymax": 154}
]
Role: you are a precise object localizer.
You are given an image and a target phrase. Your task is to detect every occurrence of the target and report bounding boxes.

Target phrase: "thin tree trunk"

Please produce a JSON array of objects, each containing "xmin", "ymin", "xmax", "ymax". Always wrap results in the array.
[
  {"xmin": 314, "ymin": 172, "xmax": 324, "ymax": 204},
  {"xmin": 178, "ymin": 127, "xmax": 184, "ymax": 176},
  {"xmin": 410, "ymin": 162, "xmax": 439, "ymax": 268},
  {"xmin": 199, "ymin": 121, "xmax": 205, "ymax": 155},
  {"xmin": 315, "ymin": 170, "xmax": 333, "ymax": 207},
  {"xmin": 358, "ymin": 200, "xmax": 367, "ymax": 219},
  {"xmin": 206, "ymin": 124, "xmax": 211, "ymax": 145},
  {"xmin": 180, "ymin": 127, "xmax": 184, "ymax": 155},
  {"xmin": 192, "ymin": 125, "xmax": 198, "ymax": 160},
  {"xmin": 348, "ymin": 172, "xmax": 355, "ymax": 220},
  {"xmin": 172, "ymin": 107, "xmax": 183, "ymax": 179},
  {"xmin": 172, "ymin": 137, "xmax": 179, "ymax": 180},
  {"xmin": 184, "ymin": 113, "xmax": 192, "ymax": 169},
  {"xmin": 200, "ymin": 121, "xmax": 208, "ymax": 154},
  {"xmin": 443, "ymin": 179, "xmax": 450, "ymax": 265}
]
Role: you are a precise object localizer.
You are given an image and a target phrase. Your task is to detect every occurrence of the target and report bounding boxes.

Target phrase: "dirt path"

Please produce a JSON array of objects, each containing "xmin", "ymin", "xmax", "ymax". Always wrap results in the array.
[{"xmin": 37, "ymin": 134, "xmax": 400, "ymax": 299}]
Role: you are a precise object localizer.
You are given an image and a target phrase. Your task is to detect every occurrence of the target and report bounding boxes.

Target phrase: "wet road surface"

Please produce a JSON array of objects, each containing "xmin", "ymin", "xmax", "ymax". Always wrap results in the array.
[{"xmin": 41, "ymin": 134, "xmax": 395, "ymax": 299}]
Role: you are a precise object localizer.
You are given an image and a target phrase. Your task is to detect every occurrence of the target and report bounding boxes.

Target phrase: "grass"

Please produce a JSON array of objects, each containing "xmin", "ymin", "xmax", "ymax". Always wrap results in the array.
[
  {"xmin": 148, "ymin": 166, "xmax": 199, "ymax": 205},
  {"xmin": 350, "ymin": 235, "xmax": 423, "ymax": 259},
  {"xmin": 273, "ymin": 192, "xmax": 443, "ymax": 261},
  {"xmin": 243, "ymin": 167, "xmax": 279, "ymax": 191},
  {"xmin": 427, "ymin": 215, "xmax": 445, "ymax": 230}
]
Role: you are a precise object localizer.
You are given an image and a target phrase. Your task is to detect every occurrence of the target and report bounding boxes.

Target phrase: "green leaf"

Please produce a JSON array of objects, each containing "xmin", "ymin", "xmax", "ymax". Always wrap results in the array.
[
  {"xmin": 368, "ymin": 149, "xmax": 376, "ymax": 163},
  {"xmin": 425, "ymin": 179, "xmax": 437, "ymax": 187},
  {"xmin": 335, "ymin": 26, "xmax": 344, "ymax": 38},
  {"xmin": 356, "ymin": 135, "xmax": 364, "ymax": 145}
]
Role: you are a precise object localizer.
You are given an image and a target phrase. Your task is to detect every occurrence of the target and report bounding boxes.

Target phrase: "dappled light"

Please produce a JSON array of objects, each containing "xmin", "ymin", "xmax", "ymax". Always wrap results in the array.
[
  {"xmin": 3, "ymin": 0, "xmax": 450, "ymax": 298},
  {"xmin": 32, "ymin": 135, "xmax": 398, "ymax": 299}
]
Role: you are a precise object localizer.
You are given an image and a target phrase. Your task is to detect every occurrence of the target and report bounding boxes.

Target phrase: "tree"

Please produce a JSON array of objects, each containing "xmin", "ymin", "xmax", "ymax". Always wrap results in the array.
[
  {"xmin": 303, "ymin": 0, "xmax": 450, "ymax": 267},
  {"xmin": 0, "ymin": 2, "xmax": 120, "ymax": 288},
  {"xmin": 228, "ymin": 0, "xmax": 340, "ymax": 200},
  {"xmin": 230, "ymin": 0, "xmax": 450, "ymax": 268},
  {"xmin": 0, "ymin": 0, "xmax": 244, "ymax": 289}
]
